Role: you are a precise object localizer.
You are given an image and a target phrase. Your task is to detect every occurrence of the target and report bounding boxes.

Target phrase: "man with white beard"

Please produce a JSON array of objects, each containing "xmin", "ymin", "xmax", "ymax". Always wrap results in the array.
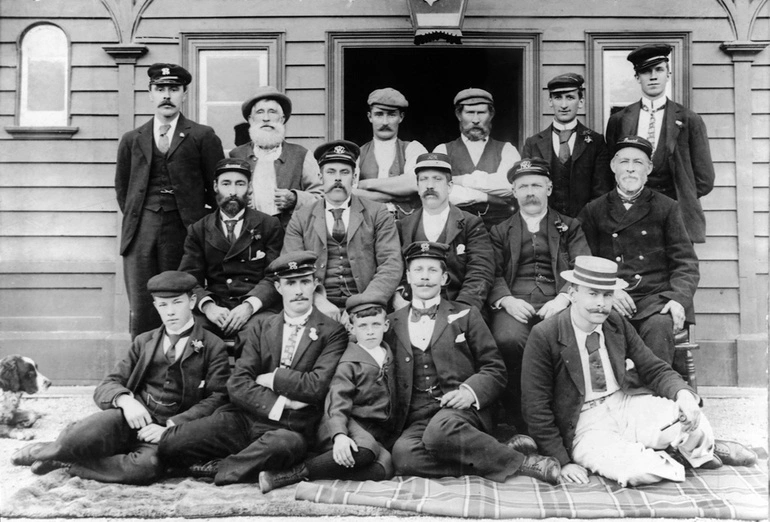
[{"xmin": 229, "ymin": 87, "xmax": 322, "ymax": 228}]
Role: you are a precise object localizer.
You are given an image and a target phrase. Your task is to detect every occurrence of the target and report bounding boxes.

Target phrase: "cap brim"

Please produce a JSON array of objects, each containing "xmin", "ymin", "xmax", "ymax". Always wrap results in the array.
[
  {"xmin": 273, "ymin": 268, "xmax": 316, "ymax": 279},
  {"xmin": 415, "ymin": 160, "xmax": 452, "ymax": 171}
]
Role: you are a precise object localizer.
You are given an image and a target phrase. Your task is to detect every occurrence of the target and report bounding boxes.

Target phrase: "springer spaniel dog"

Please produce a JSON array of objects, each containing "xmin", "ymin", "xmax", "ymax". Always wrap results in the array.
[{"xmin": 0, "ymin": 355, "xmax": 51, "ymax": 439}]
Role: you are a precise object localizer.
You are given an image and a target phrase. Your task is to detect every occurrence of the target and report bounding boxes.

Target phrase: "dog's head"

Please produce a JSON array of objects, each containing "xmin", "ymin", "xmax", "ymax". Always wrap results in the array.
[{"xmin": 0, "ymin": 355, "xmax": 51, "ymax": 394}]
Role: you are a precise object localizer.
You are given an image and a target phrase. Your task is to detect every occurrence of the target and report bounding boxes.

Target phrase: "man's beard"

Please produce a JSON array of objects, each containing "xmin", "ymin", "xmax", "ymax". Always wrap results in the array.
[
  {"xmin": 217, "ymin": 194, "xmax": 246, "ymax": 217},
  {"xmin": 460, "ymin": 122, "xmax": 491, "ymax": 142},
  {"xmin": 249, "ymin": 121, "xmax": 285, "ymax": 149}
]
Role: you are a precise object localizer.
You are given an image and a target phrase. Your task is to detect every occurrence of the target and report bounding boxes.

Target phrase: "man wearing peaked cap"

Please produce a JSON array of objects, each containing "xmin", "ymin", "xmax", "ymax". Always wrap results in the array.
[
  {"xmin": 487, "ymin": 157, "xmax": 590, "ymax": 432},
  {"xmin": 12, "ymin": 268, "xmax": 230, "ymax": 483},
  {"xmin": 281, "ymin": 139, "xmax": 403, "ymax": 322},
  {"xmin": 116, "ymin": 62, "xmax": 225, "ymax": 339},
  {"xmin": 158, "ymin": 249, "xmax": 350, "ymax": 486},
  {"xmin": 605, "ymin": 43, "xmax": 715, "ymax": 243},
  {"xmin": 178, "ymin": 157, "xmax": 284, "ymax": 354},
  {"xmin": 433, "ymin": 87, "xmax": 521, "ymax": 230},
  {"xmin": 229, "ymin": 87, "xmax": 322, "ymax": 229},
  {"xmin": 396, "ymin": 153, "xmax": 494, "ymax": 311},
  {"xmin": 578, "ymin": 135, "xmax": 699, "ymax": 366},
  {"xmin": 355, "ymin": 88, "xmax": 428, "ymax": 221},
  {"xmin": 522, "ymin": 255, "xmax": 756, "ymax": 487},
  {"xmin": 522, "ymin": 72, "xmax": 612, "ymax": 218}
]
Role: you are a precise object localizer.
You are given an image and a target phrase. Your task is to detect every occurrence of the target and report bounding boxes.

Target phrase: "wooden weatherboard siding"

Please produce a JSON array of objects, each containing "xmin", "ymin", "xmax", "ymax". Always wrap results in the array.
[{"xmin": 0, "ymin": 0, "xmax": 766, "ymax": 385}]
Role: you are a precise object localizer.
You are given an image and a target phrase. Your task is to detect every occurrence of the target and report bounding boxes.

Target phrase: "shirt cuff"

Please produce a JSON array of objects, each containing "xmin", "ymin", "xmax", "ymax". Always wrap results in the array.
[
  {"xmin": 198, "ymin": 296, "xmax": 214, "ymax": 312},
  {"xmin": 460, "ymin": 383, "xmax": 481, "ymax": 409},
  {"xmin": 112, "ymin": 391, "xmax": 134, "ymax": 408},
  {"xmin": 245, "ymin": 297, "xmax": 262, "ymax": 316},
  {"xmin": 268, "ymin": 395, "xmax": 287, "ymax": 421}
]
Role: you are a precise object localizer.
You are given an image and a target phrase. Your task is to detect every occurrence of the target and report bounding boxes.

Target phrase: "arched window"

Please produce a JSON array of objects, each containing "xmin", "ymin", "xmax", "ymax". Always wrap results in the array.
[{"xmin": 19, "ymin": 24, "xmax": 69, "ymax": 127}]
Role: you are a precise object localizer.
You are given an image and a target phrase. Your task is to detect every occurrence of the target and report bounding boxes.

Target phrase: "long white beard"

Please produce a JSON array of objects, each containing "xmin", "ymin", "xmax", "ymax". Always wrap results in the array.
[{"xmin": 250, "ymin": 122, "xmax": 285, "ymax": 149}]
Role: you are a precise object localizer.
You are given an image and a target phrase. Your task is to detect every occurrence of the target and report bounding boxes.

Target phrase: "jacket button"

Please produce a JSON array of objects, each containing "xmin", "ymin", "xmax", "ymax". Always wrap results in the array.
[
  {"xmin": 405, "ymin": 357, "xmax": 410, "ymax": 362},
  {"xmin": 612, "ymin": 233, "xmax": 618, "ymax": 238},
  {"xmin": 615, "ymin": 256, "xmax": 621, "ymax": 262},
  {"xmin": 638, "ymin": 255, "xmax": 644, "ymax": 260},
  {"xmin": 240, "ymin": 259, "xmax": 245, "ymax": 263},
  {"xmin": 641, "ymin": 230, "xmax": 647, "ymax": 235},
  {"xmin": 226, "ymin": 278, "xmax": 233, "ymax": 284}
]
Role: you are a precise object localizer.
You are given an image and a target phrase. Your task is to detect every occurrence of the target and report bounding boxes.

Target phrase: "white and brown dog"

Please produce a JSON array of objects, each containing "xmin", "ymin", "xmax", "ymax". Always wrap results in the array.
[{"xmin": 0, "ymin": 354, "xmax": 51, "ymax": 439}]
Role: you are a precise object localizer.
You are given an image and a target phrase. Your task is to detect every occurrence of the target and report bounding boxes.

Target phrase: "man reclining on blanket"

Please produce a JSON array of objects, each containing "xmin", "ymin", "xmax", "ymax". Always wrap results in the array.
[{"xmin": 522, "ymin": 256, "xmax": 757, "ymax": 487}]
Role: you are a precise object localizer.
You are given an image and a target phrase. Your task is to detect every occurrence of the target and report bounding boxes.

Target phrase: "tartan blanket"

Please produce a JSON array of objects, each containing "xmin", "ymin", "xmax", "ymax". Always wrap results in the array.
[{"xmin": 296, "ymin": 464, "xmax": 768, "ymax": 519}]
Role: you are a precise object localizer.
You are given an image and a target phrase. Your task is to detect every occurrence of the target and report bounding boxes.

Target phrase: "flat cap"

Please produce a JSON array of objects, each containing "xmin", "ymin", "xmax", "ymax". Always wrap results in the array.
[
  {"xmin": 414, "ymin": 152, "xmax": 452, "ymax": 176},
  {"xmin": 345, "ymin": 294, "xmax": 388, "ymax": 316},
  {"xmin": 241, "ymin": 86, "xmax": 292, "ymax": 122},
  {"xmin": 614, "ymin": 135, "xmax": 653, "ymax": 159},
  {"xmin": 454, "ymin": 88, "xmax": 494, "ymax": 107},
  {"xmin": 627, "ymin": 43, "xmax": 672, "ymax": 72},
  {"xmin": 314, "ymin": 140, "xmax": 360, "ymax": 168},
  {"xmin": 507, "ymin": 157, "xmax": 551, "ymax": 184},
  {"xmin": 214, "ymin": 158, "xmax": 252, "ymax": 180},
  {"xmin": 368, "ymin": 88, "xmax": 408, "ymax": 109},
  {"xmin": 147, "ymin": 270, "xmax": 197, "ymax": 297},
  {"xmin": 268, "ymin": 251, "xmax": 318, "ymax": 279},
  {"xmin": 148, "ymin": 63, "xmax": 191, "ymax": 86},
  {"xmin": 403, "ymin": 241, "xmax": 450, "ymax": 263},
  {"xmin": 547, "ymin": 72, "xmax": 585, "ymax": 94}
]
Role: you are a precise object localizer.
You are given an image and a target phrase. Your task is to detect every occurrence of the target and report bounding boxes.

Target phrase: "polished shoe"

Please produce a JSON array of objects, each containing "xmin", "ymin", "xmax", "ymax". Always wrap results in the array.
[
  {"xmin": 11, "ymin": 442, "xmax": 49, "ymax": 466},
  {"xmin": 31, "ymin": 459, "xmax": 70, "ymax": 475},
  {"xmin": 506, "ymin": 434, "xmax": 538, "ymax": 455},
  {"xmin": 714, "ymin": 440, "xmax": 758, "ymax": 467},
  {"xmin": 699, "ymin": 455, "xmax": 723, "ymax": 470},
  {"xmin": 189, "ymin": 459, "xmax": 221, "ymax": 479},
  {"xmin": 259, "ymin": 464, "xmax": 309, "ymax": 493},
  {"xmin": 519, "ymin": 454, "xmax": 561, "ymax": 485}
]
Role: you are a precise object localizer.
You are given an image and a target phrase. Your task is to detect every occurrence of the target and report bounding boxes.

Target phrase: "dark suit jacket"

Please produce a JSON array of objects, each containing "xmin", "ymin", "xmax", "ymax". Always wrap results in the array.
[
  {"xmin": 94, "ymin": 321, "xmax": 230, "ymax": 426},
  {"xmin": 488, "ymin": 209, "xmax": 590, "ymax": 305},
  {"xmin": 578, "ymin": 188, "xmax": 699, "ymax": 323},
  {"xmin": 282, "ymin": 195, "xmax": 404, "ymax": 305},
  {"xmin": 605, "ymin": 99, "xmax": 715, "ymax": 242},
  {"xmin": 521, "ymin": 309, "xmax": 695, "ymax": 465},
  {"xmin": 398, "ymin": 204, "xmax": 494, "ymax": 310},
  {"xmin": 227, "ymin": 308, "xmax": 348, "ymax": 433},
  {"xmin": 522, "ymin": 121, "xmax": 612, "ymax": 217},
  {"xmin": 115, "ymin": 115, "xmax": 224, "ymax": 254},
  {"xmin": 178, "ymin": 207, "xmax": 284, "ymax": 312},
  {"xmin": 386, "ymin": 300, "xmax": 507, "ymax": 435}
]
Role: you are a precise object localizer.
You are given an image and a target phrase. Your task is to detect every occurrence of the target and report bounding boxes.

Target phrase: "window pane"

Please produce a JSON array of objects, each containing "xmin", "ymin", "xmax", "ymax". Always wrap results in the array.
[{"xmin": 20, "ymin": 24, "xmax": 68, "ymax": 126}]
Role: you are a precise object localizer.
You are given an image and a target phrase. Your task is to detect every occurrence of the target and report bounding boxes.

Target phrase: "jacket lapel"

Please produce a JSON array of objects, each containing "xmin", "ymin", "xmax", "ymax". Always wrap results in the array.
[
  {"xmin": 443, "ymin": 205, "xmax": 464, "ymax": 246},
  {"xmin": 664, "ymin": 99, "xmax": 681, "ymax": 157},
  {"xmin": 179, "ymin": 322, "xmax": 205, "ymax": 364},
  {"xmin": 508, "ymin": 214, "xmax": 523, "ymax": 270},
  {"xmin": 535, "ymin": 128, "xmax": 553, "ymax": 163},
  {"xmin": 141, "ymin": 327, "xmax": 165, "ymax": 370},
  {"xmin": 546, "ymin": 209, "xmax": 562, "ymax": 276},
  {"xmin": 290, "ymin": 309, "xmax": 325, "ymax": 368},
  {"xmin": 312, "ymin": 200, "xmax": 328, "ymax": 245},
  {"xmin": 602, "ymin": 318, "xmax": 627, "ymax": 383},
  {"xmin": 225, "ymin": 210, "xmax": 261, "ymax": 261},
  {"xmin": 571, "ymin": 122, "xmax": 588, "ymax": 163},
  {"xmin": 428, "ymin": 299, "xmax": 452, "ymax": 348},
  {"xmin": 391, "ymin": 306, "xmax": 414, "ymax": 355},
  {"xmin": 138, "ymin": 118, "xmax": 154, "ymax": 163},
  {"xmin": 265, "ymin": 314, "xmax": 285, "ymax": 367},
  {"xmin": 205, "ymin": 212, "xmax": 231, "ymax": 254},
  {"xmin": 622, "ymin": 102, "xmax": 641, "ymax": 137},
  {"xmin": 346, "ymin": 196, "xmax": 364, "ymax": 241},
  {"xmin": 557, "ymin": 312, "xmax": 585, "ymax": 395},
  {"xmin": 166, "ymin": 114, "xmax": 190, "ymax": 159},
  {"xmin": 614, "ymin": 189, "xmax": 653, "ymax": 232}
]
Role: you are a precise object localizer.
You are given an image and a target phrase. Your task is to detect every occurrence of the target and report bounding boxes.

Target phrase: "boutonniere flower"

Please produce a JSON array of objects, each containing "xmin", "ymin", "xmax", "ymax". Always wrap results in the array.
[
  {"xmin": 308, "ymin": 328, "xmax": 318, "ymax": 341},
  {"xmin": 191, "ymin": 339, "xmax": 204, "ymax": 353},
  {"xmin": 179, "ymin": 132, "xmax": 185, "ymax": 138},
  {"xmin": 447, "ymin": 309, "xmax": 470, "ymax": 324},
  {"xmin": 580, "ymin": 129, "xmax": 592, "ymax": 143},
  {"xmin": 456, "ymin": 244, "xmax": 466, "ymax": 255},
  {"xmin": 675, "ymin": 120, "xmax": 683, "ymax": 128},
  {"xmin": 584, "ymin": 135, "xmax": 592, "ymax": 143},
  {"xmin": 249, "ymin": 229, "xmax": 262, "ymax": 242},
  {"xmin": 554, "ymin": 219, "xmax": 569, "ymax": 234}
]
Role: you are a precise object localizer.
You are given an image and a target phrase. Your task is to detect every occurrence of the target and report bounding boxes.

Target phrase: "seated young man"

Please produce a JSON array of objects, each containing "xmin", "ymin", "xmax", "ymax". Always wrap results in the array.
[
  {"xmin": 387, "ymin": 241, "xmax": 561, "ymax": 485},
  {"xmin": 259, "ymin": 293, "xmax": 397, "ymax": 492},
  {"xmin": 11, "ymin": 271, "xmax": 230, "ymax": 484},
  {"xmin": 522, "ymin": 256, "xmax": 757, "ymax": 487}
]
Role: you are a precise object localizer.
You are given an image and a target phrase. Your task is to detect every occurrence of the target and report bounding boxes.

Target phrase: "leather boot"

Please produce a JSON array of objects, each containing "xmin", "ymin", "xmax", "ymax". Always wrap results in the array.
[
  {"xmin": 259, "ymin": 464, "xmax": 309, "ymax": 493},
  {"xmin": 518, "ymin": 454, "xmax": 561, "ymax": 485}
]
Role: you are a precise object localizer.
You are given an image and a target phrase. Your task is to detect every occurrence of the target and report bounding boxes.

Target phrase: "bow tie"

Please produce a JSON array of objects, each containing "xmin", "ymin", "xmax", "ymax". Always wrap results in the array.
[
  {"xmin": 619, "ymin": 192, "xmax": 642, "ymax": 205},
  {"xmin": 410, "ymin": 304, "xmax": 438, "ymax": 323}
]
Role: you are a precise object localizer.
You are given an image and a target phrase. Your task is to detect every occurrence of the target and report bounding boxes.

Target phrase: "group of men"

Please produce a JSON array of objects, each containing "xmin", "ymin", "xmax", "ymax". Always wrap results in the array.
[{"xmin": 11, "ymin": 43, "xmax": 759, "ymax": 491}]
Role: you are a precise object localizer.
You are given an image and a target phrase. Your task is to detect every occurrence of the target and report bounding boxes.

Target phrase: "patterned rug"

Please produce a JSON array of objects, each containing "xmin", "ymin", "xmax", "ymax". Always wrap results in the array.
[{"xmin": 296, "ymin": 464, "xmax": 769, "ymax": 519}]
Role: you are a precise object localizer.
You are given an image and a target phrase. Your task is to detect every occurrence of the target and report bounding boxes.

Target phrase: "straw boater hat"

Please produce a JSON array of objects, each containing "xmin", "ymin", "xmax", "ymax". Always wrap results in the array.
[{"xmin": 561, "ymin": 256, "xmax": 628, "ymax": 291}]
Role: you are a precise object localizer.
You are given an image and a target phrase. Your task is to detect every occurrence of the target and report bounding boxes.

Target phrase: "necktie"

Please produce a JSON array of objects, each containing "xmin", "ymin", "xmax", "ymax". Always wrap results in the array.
[
  {"xmin": 556, "ymin": 127, "xmax": 574, "ymax": 164},
  {"xmin": 410, "ymin": 304, "xmax": 438, "ymax": 323},
  {"xmin": 281, "ymin": 318, "xmax": 308, "ymax": 368},
  {"xmin": 224, "ymin": 219, "xmax": 238, "ymax": 243},
  {"xmin": 586, "ymin": 332, "xmax": 607, "ymax": 392},
  {"xmin": 330, "ymin": 208, "xmax": 346, "ymax": 243},
  {"xmin": 166, "ymin": 325, "xmax": 194, "ymax": 362},
  {"xmin": 158, "ymin": 124, "xmax": 171, "ymax": 154},
  {"xmin": 642, "ymin": 104, "xmax": 664, "ymax": 150}
]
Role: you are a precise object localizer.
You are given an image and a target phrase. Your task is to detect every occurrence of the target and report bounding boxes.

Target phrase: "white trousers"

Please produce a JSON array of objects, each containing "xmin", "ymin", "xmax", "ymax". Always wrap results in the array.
[{"xmin": 572, "ymin": 391, "xmax": 714, "ymax": 487}]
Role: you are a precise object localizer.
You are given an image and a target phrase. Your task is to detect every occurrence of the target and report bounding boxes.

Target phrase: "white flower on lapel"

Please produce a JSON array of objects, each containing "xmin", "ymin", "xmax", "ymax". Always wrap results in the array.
[
  {"xmin": 251, "ymin": 250, "xmax": 266, "ymax": 261},
  {"xmin": 198, "ymin": 380, "xmax": 206, "ymax": 389},
  {"xmin": 584, "ymin": 135, "xmax": 592, "ymax": 143},
  {"xmin": 675, "ymin": 120, "xmax": 683, "ymax": 128},
  {"xmin": 179, "ymin": 132, "xmax": 185, "ymax": 137},
  {"xmin": 447, "ymin": 309, "xmax": 470, "ymax": 324},
  {"xmin": 309, "ymin": 327, "xmax": 318, "ymax": 341},
  {"xmin": 455, "ymin": 332, "xmax": 466, "ymax": 343},
  {"xmin": 191, "ymin": 339, "xmax": 204, "ymax": 353},
  {"xmin": 625, "ymin": 358, "xmax": 635, "ymax": 371},
  {"xmin": 456, "ymin": 244, "xmax": 466, "ymax": 255}
]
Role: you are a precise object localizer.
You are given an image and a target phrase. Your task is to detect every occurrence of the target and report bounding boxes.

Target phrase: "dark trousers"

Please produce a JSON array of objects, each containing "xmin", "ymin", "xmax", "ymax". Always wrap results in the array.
[
  {"xmin": 123, "ymin": 208, "xmax": 187, "ymax": 339},
  {"xmin": 38, "ymin": 408, "xmax": 162, "ymax": 484},
  {"xmin": 158, "ymin": 409, "xmax": 307, "ymax": 486},
  {"xmin": 392, "ymin": 405, "xmax": 525, "ymax": 483},
  {"xmin": 631, "ymin": 314, "xmax": 676, "ymax": 364}
]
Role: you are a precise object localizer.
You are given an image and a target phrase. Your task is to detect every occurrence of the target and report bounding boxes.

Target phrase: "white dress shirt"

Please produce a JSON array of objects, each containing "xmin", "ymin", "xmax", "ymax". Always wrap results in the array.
[
  {"xmin": 153, "ymin": 115, "xmax": 179, "ymax": 150},
  {"xmin": 520, "ymin": 209, "xmax": 547, "ymax": 234},
  {"xmin": 637, "ymin": 96, "xmax": 667, "ymax": 150},
  {"xmin": 325, "ymin": 197, "xmax": 352, "ymax": 236},
  {"xmin": 421, "ymin": 205, "xmax": 450, "ymax": 242},
  {"xmin": 163, "ymin": 317, "xmax": 194, "ymax": 362}
]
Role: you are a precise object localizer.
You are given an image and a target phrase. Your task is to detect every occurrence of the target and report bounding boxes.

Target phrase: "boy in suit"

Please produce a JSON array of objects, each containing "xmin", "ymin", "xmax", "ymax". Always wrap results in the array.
[
  {"xmin": 258, "ymin": 293, "xmax": 397, "ymax": 492},
  {"xmin": 11, "ymin": 271, "xmax": 230, "ymax": 484},
  {"xmin": 387, "ymin": 241, "xmax": 561, "ymax": 485},
  {"xmin": 157, "ymin": 251, "xmax": 348, "ymax": 486}
]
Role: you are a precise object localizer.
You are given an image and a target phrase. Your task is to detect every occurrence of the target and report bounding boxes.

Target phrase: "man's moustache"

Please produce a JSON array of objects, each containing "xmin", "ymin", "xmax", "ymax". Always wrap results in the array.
[
  {"xmin": 378, "ymin": 126, "xmax": 392, "ymax": 131},
  {"xmin": 159, "ymin": 102, "xmax": 175, "ymax": 108},
  {"xmin": 291, "ymin": 297, "xmax": 308, "ymax": 302},
  {"xmin": 422, "ymin": 189, "xmax": 438, "ymax": 197}
]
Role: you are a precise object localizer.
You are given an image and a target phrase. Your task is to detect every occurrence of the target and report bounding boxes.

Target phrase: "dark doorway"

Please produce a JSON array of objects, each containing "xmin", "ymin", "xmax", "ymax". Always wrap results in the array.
[{"xmin": 343, "ymin": 47, "xmax": 524, "ymax": 151}]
